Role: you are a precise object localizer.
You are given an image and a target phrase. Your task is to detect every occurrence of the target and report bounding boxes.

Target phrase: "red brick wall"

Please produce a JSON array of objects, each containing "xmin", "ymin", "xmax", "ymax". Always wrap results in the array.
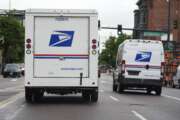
[
  {"xmin": 146, "ymin": 0, "xmax": 180, "ymax": 42},
  {"xmin": 147, "ymin": 0, "xmax": 168, "ymax": 30},
  {"xmin": 172, "ymin": 0, "xmax": 180, "ymax": 42}
]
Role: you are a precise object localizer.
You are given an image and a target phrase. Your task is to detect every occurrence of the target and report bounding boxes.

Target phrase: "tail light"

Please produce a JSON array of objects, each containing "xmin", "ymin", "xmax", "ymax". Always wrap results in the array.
[
  {"xmin": 92, "ymin": 39, "xmax": 97, "ymax": 50},
  {"xmin": 26, "ymin": 38, "xmax": 31, "ymax": 43},
  {"xmin": 91, "ymin": 39, "xmax": 97, "ymax": 55},
  {"xmin": 26, "ymin": 38, "xmax": 32, "ymax": 54},
  {"xmin": 26, "ymin": 44, "xmax": 31, "ymax": 49},
  {"xmin": 92, "ymin": 39, "xmax": 97, "ymax": 44},
  {"xmin": 161, "ymin": 62, "xmax": 165, "ymax": 75},
  {"xmin": 92, "ymin": 45, "xmax": 97, "ymax": 49},
  {"xmin": 121, "ymin": 60, "xmax": 126, "ymax": 73}
]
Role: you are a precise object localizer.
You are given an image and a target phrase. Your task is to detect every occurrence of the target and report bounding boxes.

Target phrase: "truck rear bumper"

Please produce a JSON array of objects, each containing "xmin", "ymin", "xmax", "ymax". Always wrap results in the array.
[
  {"xmin": 122, "ymin": 78, "xmax": 162, "ymax": 87},
  {"xmin": 25, "ymin": 86, "xmax": 98, "ymax": 94}
]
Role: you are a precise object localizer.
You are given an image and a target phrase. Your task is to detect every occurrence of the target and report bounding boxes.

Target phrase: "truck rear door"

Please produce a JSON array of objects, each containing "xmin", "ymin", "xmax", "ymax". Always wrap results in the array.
[{"xmin": 33, "ymin": 16, "xmax": 89, "ymax": 78}]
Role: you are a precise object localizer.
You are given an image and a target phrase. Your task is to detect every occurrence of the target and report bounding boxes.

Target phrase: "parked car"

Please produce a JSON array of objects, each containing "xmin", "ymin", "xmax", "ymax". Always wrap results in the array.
[
  {"xmin": 3, "ymin": 64, "xmax": 22, "ymax": 78},
  {"xmin": 19, "ymin": 64, "xmax": 25, "ymax": 76},
  {"xmin": 173, "ymin": 65, "xmax": 180, "ymax": 88}
]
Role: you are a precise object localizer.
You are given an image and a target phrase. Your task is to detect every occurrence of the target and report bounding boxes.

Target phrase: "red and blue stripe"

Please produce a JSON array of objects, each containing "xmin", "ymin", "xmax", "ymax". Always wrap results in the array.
[{"xmin": 34, "ymin": 54, "xmax": 89, "ymax": 59}]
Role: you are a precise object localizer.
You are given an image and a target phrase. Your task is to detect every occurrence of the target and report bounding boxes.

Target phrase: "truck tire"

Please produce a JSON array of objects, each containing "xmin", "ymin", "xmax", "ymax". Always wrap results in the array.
[
  {"xmin": 146, "ymin": 88, "xmax": 152, "ymax": 95},
  {"xmin": 91, "ymin": 90, "xmax": 98, "ymax": 102},
  {"xmin": 113, "ymin": 79, "xmax": 117, "ymax": 92},
  {"xmin": 82, "ymin": 92, "xmax": 90, "ymax": 101},
  {"xmin": 113, "ymin": 84, "xmax": 117, "ymax": 92},
  {"xmin": 25, "ymin": 88, "xmax": 33, "ymax": 102},
  {"xmin": 155, "ymin": 87, "xmax": 162, "ymax": 96},
  {"xmin": 32, "ymin": 90, "xmax": 44, "ymax": 102},
  {"xmin": 118, "ymin": 83, "xmax": 124, "ymax": 93}
]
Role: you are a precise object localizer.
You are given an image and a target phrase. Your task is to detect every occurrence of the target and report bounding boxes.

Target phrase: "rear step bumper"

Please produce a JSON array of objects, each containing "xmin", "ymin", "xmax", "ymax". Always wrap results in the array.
[
  {"xmin": 25, "ymin": 86, "xmax": 98, "ymax": 94},
  {"xmin": 122, "ymin": 78, "xmax": 162, "ymax": 87}
]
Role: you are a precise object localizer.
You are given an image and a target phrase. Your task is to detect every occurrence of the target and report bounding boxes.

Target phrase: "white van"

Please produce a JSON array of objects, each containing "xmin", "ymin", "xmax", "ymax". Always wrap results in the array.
[
  {"xmin": 113, "ymin": 39, "xmax": 164, "ymax": 95},
  {"xmin": 173, "ymin": 65, "xmax": 180, "ymax": 88},
  {"xmin": 25, "ymin": 9, "xmax": 99, "ymax": 102}
]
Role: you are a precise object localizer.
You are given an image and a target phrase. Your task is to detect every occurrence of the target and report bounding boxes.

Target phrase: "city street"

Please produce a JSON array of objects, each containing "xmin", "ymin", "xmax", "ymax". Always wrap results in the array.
[{"xmin": 0, "ymin": 74, "xmax": 180, "ymax": 120}]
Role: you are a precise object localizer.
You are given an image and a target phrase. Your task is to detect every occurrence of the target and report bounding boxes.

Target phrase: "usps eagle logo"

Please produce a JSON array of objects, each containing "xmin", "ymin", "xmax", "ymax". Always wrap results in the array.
[
  {"xmin": 49, "ymin": 31, "xmax": 74, "ymax": 47},
  {"xmin": 135, "ymin": 52, "xmax": 152, "ymax": 62}
]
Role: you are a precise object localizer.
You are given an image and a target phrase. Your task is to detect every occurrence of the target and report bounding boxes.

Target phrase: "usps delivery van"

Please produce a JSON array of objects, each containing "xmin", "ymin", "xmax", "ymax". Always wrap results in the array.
[
  {"xmin": 25, "ymin": 9, "xmax": 99, "ymax": 102},
  {"xmin": 113, "ymin": 39, "xmax": 164, "ymax": 95}
]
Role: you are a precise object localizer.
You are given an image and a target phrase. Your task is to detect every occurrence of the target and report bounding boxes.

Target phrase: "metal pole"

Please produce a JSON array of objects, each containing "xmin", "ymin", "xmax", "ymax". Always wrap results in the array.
[{"xmin": 167, "ymin": 0, "xmax": 171, "ymax": 42}]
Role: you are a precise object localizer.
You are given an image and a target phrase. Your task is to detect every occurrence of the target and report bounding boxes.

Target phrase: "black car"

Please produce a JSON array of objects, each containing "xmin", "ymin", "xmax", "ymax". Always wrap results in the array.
[{"xmin": 3, "ymin": 64, "xmax": 21, "ymax": 78}]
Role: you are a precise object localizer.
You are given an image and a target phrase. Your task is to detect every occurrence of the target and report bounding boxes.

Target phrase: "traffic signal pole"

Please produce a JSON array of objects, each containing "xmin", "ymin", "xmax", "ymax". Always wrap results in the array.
[{"xmin": 101, "ymin": 26, "xmax": 168, "ymax": 37}]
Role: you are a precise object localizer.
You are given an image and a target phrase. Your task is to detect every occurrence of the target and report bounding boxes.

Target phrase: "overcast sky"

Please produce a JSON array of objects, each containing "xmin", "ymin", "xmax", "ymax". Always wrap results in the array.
[{"xmin": 0, "ymin": 0, "xmax": 138, "ymax": 49}]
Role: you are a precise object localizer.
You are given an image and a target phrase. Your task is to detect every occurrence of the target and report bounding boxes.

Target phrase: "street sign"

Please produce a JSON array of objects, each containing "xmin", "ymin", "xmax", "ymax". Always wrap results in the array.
[
  {"xmin": 144, "ymin": 31, "xmax": 166, "ymax": 37},
  {"xmin": 164, "ymin": 42, "xmax": 174, "ymax": 51}
]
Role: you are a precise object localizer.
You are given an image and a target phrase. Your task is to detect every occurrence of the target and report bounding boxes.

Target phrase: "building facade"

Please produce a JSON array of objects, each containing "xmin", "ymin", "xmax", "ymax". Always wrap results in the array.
[{"xmin": 134, "ymin": 0, "xmax": 180, "ymax": 42}]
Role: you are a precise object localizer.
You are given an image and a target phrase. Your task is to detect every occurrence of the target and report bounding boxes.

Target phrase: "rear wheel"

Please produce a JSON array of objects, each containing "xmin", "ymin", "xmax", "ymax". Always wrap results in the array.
[
  {"xmin": 91, "ymin": 90, "xmax": 98, "ymax": 102},
  {"xmin": 113, "ymin": 84, "xmax": 117, "ymax": 92},
  {"xmin": 25, "ymin": 88, "xmax": 44, "ymax": 102},
  {"xmin": 25, "ymin": 88, "xmax": 33, "ymax": 102},
  {"xmin": 82, "ymin": 92, "xmax": 90, "ymax": 101},
  {"xmin": 82, "ymin": 89, "xmax": 98, "ymax": 102},
  {"xmin": 117, "ymin": 83, "xmax": 124, "ymax": 93},
  {"xmin": 147, "ymin": 88, "xmax": 152, "ymax": 95},
  {"xmin": 155, "ymin": 87, "xmax": 162, "ymax": 96},
  {"xmin": 113, "ymin": 78, "xmax": 117, "ymax": 92}
]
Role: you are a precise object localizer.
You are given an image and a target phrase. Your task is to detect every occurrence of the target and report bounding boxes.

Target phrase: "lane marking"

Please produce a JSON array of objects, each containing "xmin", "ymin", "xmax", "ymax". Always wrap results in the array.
[
  {"xmin": 162, "ymin": 94, "xmax": 180, "ymax": 102},
  {"xmin": 0, "ymin": 93, "xmax": 23, "ymax": 109},
  {"xmin": 11, "ymin": 79, "xmax": 17, "ymax": 82},
  {"xmin": 132, "ymin": 110, "xmax": 147, "ymax": 120},
  {"xmin": 99, "ymin": 90, "xmax": 104, "ymax": 92},
  {"xmin": 110, "ymin": 96, "xmax": 119, "ymax": 102},
  {"xmin": 0, "ymin": 86, "xmax": 24, "ymax": 92},
  {"xmin": 101, "ymin": 81, "xmax": 107, "ymax": 83}
]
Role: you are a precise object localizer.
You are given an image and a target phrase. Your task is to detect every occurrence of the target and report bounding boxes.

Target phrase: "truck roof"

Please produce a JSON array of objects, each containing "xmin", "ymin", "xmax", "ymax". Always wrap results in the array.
[
  {"xmin": 26, "ymin": 9, "xmax": 98, "ymax": 14},
  {"xmin": 124, "ymin": 39, "xmax": 162, "ymax": 44}
]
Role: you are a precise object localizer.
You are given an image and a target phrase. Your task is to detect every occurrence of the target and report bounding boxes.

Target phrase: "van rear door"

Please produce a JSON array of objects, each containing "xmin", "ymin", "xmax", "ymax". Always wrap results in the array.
[
  {"xmin": 33, "ymin": 16, "xmax": 89, "ymax": 78},
  {"xmin": 124, "ymin": 43, "xmax": 163, "ymax": 79}
]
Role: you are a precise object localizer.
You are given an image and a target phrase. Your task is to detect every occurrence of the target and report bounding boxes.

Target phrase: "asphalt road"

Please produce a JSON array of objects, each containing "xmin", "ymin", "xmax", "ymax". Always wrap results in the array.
[{"xmin": 0, "ymin": 74, "xmax": 180, "ymax": 120}]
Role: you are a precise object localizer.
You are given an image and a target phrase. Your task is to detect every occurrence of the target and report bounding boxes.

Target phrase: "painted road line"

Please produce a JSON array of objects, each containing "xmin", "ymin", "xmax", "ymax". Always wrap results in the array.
[
  {"xmin": 99, "ymin": 90, "xmax": 104, "ymax": 92},
  {"xmin": 162, "ymin": 94, "xmax": 180, "ymax": 102},
  {"xmin": 110, "ymin": 96, "xmax": 119, "ymax": 102},
  {"xmin": 0, "ymin": 86, "xmax": 24, "ymax": 92},
  {"xmin": 132, "ymin": 110, "xmax": 147, "ymax": 120},
  {"xmin": 11, "ymin": 79, "xmax": 17, "ymax": 82},
  {"xmin": 0, "ymin": 93, "xmax": 23, "ymax": 109},
  {"xmin": 101, "ymin": 81, "xmax": 107, "ymax": 83}
]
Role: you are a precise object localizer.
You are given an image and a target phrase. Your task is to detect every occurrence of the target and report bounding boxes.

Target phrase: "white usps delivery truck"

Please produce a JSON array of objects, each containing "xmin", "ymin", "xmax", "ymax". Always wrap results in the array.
[
  {"xmin": 113, "ymin": 39, "xmax": 164, "ymax": 95},
  {"xmin": 25, "ymin": 9, "xmax": 99, "ymax": 102}
]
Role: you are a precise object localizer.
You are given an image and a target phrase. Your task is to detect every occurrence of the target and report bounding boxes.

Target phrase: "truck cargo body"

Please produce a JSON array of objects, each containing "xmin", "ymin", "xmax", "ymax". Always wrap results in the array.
[{"xmin": 25, "ymin": 9, "xmax": 99, "ymax": 102}]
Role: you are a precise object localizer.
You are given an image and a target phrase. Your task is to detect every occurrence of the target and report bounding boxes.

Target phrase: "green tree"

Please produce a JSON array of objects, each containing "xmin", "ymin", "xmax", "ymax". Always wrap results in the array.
[
  {"xmin": 99, "ymin": 34, "xmax": 131, "ymax": 67},
  {"xmin": 0, "ymin": 15, "xmax": 24, "ymax": 64}
]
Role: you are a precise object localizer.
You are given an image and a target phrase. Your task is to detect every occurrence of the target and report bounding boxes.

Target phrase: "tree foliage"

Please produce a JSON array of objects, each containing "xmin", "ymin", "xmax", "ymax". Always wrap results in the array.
[
  {"xmin": 99, "ymin": 34, "xmax": 131, "ymax": 67},
  {"xmin": 0, "ymin": 15, "xmax": 24, "ymax": 64}
]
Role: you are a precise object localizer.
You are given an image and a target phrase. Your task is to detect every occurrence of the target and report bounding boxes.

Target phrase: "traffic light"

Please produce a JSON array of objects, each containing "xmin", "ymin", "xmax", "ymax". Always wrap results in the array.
[
  {"xmin": 98, "ymin": 20, "xmax": 101, "ymax": 30},
  {"xmin": 117, "ymin": 24, "xmax": 122, "ymax": 35},
  {"xmin": 173, "ymin": 20, "xmax": 178, "ymax": 29}
]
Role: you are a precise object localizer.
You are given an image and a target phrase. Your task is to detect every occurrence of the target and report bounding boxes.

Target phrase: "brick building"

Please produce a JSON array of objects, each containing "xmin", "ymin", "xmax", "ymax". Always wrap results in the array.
[{"xmin": 134, "ymin": 0, "xmax": 180, "ymax": 42}]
